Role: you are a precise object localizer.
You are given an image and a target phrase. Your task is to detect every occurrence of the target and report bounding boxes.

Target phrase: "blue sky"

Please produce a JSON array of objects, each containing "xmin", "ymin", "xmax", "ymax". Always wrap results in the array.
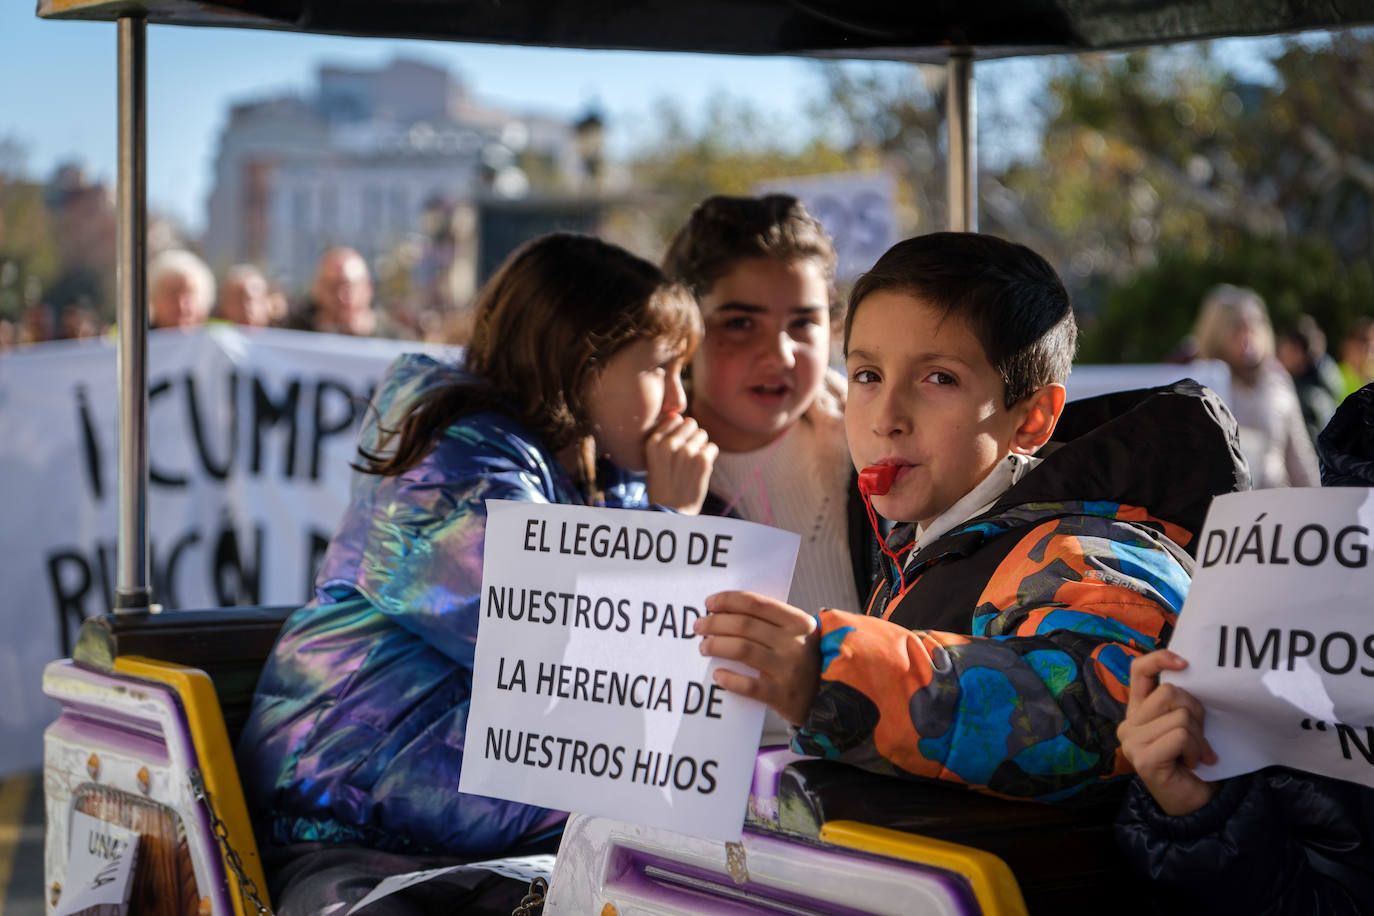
[{"xmin": 0, "ymin": 4, "xmax": 1286, "ymax": 235}]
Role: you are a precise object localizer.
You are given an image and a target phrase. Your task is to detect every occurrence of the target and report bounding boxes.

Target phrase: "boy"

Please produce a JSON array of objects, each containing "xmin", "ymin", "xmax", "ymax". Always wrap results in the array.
[{"xmin": 697, "ymin": 232, "xmax": 1245, "ymax": 801}]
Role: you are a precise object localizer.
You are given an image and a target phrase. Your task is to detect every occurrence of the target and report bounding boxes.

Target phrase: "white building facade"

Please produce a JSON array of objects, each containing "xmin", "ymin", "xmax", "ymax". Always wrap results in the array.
[{"xmin": 203, "ymin": 58, "xmax": 582, "ymax": 292}]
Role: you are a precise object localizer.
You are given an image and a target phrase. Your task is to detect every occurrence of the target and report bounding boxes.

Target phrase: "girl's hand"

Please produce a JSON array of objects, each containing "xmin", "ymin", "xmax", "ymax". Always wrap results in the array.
[
  {"xmin": 695, "ymin": 590, "xmax": 820, "ymax": 726},
  {"xmin": 1117, "ymin": 649, "xmax": 1220, "ymax": 817},
  {"xmin": 645, "ymin": 414, "xmax": 717, "ymax": 514}
]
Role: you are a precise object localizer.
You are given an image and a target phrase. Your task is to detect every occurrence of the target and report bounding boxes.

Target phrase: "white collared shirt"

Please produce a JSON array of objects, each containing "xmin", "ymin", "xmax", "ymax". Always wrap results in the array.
[{"xmin": 908, "ymin": 453, "xmax": 1042, "ymax": 559}]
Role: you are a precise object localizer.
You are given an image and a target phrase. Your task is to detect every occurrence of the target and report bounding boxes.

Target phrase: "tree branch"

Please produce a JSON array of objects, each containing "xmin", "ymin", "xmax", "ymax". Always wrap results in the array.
[{"xmin": 1298, "ymin": 124, "xmax": 1374, "ymax": 196}]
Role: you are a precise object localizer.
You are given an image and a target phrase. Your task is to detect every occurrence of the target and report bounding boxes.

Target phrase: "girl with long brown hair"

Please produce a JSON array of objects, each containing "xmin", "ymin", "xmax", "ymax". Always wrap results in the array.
[{"xmin": 237, "ymin": 233, "xmax": 715, "ymax": 914}]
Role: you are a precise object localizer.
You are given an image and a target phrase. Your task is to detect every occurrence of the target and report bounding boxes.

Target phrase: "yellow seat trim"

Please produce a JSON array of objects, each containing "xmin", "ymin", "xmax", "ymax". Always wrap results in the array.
[
  {"xmin": 113, "ymin": 655, "xmax": 270, "ymax": 916},
  {"xmin": 818, "ymin": 820, "xmax": 1028, "ymax": 916},
  {"xmin": 0, "ymin": 771, "xmax": 35, "ymax": 910}
]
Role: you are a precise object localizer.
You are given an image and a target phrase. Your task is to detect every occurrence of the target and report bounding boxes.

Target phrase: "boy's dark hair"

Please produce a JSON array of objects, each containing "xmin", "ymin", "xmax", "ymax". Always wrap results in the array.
[
  {"xmin": 662, "ymin": 194, "xmax": 839, "ymax": 320},
  {"xmin": 844, "ymin": 232, "xmax": 1076, "ymax": 408}
]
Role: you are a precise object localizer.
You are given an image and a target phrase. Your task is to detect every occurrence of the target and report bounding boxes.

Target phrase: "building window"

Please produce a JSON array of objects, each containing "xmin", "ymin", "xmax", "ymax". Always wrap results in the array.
[
  {"xmin": 292, "ymin": 188, "xmax": 309, "ymax": 231},
  {"xmin": 320, "ymin": 184, "xmax": 338, "ymax": 234},
  {"xmin": 389, "ymin": 187, "xmax": 409, "ymax": 231}
]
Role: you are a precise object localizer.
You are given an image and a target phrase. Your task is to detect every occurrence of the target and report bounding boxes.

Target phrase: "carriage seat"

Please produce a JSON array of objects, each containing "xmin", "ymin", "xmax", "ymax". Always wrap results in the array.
[{"xmin": 46, "ymin": 606, "xmax": 294, "ymax": 916}]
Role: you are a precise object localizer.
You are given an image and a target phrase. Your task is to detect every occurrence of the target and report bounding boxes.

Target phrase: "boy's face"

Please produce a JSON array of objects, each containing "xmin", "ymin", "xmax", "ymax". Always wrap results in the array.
[
  {"xmin": 690, "ymin": 257, "xmax": 830, "ymax": 452},
  {"xmin": 845, "ymin": 291, "xmax": 1027, "ymax": 528}
]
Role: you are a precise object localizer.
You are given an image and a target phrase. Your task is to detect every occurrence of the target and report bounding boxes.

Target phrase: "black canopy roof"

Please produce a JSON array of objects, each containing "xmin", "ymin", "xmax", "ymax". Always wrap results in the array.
[{"xmin": 36, "ymin": 0, "xmax": 1374, "ymax": 60}]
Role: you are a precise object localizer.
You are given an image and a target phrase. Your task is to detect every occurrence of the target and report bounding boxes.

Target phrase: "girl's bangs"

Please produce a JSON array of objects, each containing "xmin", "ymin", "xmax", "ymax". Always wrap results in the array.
[{"xmin": 643, "ymin": 282, "xmax": 703, "ymax": 357}]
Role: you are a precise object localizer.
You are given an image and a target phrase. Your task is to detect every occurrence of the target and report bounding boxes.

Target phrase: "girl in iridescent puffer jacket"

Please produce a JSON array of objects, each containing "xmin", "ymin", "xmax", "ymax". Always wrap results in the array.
[{"xmin": 237, "ymin": 234, "xmax": 717, "ymax": 914}]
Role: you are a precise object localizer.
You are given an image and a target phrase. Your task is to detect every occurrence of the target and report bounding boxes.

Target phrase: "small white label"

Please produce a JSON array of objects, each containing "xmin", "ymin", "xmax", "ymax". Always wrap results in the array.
[{"xmin": 56, "ymin": 810, "xmax": 140, "ymax": 916}]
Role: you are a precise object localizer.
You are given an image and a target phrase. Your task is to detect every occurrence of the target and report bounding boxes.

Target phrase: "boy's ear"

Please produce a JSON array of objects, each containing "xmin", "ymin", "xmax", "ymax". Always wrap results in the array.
[{"xmin": 1010, "ymin": 383, "xmax": 1067, "ymax": 455}]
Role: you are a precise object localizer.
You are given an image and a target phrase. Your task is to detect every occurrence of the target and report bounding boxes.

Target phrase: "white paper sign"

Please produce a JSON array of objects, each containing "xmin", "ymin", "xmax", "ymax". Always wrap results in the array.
[
  {"xmin": 57, "ymin": 811, "xmax": 140, "ymax": 916},
  {"xmin": 460, "ymin": 501, "xmax": 800, "ymax": 841},
  {"xmin": 1166, "ymin": 487, "xmax": 1374, "ymax": 787}
]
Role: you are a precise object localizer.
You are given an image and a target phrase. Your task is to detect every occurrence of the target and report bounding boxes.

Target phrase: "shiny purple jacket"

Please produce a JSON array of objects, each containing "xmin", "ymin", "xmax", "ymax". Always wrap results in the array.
[{"xmin": 237, "ymin": 354, "xmax": 650, "ymax": 857}]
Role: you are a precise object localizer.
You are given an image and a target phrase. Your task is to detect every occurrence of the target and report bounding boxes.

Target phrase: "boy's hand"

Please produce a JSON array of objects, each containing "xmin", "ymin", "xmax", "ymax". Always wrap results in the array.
[
  {"xmin": 1117, "ymin": 649, "xmax": 1220, "ymax": 817},
  {"xmin": 695, "ymin": 590, "xmax": 820, "ymax": 726},
  {"xmin": 645, "ymin": 415, "xmax": 717, "ymax": 515}
]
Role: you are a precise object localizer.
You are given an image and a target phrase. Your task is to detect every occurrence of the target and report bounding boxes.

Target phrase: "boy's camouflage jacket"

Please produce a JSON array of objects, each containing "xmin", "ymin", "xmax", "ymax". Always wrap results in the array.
[{"xmin": 794, "ymin": 381, "xmax": 1249, "ymax": 802}]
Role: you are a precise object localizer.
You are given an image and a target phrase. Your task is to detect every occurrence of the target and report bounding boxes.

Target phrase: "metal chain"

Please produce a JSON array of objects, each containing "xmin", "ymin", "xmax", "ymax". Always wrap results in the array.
[
  {"xmin": 510, "ymin": 876, "xmax": 548, "ymax": 916},
  {"xmin": 189, "ymin": 768, "xmax": 275, "ymax": 916}
]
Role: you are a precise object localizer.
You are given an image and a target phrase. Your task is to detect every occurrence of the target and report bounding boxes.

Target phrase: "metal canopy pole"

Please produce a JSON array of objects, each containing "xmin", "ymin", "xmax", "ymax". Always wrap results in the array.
[
  {"xmin": 115, "ymin": 15, "xmax": 153, "ymax": 613},
  {"xmin": 947, "ymin": 50, "xmax": 977, "ymax": 232}
]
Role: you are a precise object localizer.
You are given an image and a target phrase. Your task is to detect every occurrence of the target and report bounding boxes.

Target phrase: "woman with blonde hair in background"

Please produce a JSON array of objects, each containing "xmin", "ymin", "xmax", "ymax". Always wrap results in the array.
[{"xmin": 1192, "ymin": 284, "xmax": 1318, "ymax": 488}]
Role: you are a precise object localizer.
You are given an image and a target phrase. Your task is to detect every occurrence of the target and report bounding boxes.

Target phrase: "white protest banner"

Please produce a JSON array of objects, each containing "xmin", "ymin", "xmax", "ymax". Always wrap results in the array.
[
  {"xmin": 460, "ymin": 501, "xmax": 800, "ymax": 841},
  {"xmin": 1165, "ymin": 487, "xmax": 1374, "ymax": 787},
  {"xmin": 0, "ymin": 327, "xmax": 448, "ymax": 776},
  {"xmin": 756, "ymin": 171, "xmax": 897, "ymax": 282},
  {"xmin": 1063, "ymin": 360, "xmax": 1231, "ymax": 405}
]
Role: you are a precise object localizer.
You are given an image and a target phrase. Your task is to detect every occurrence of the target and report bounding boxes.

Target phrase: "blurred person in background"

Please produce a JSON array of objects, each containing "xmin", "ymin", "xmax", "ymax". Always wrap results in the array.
[
  {"xmin": 149, "ymin": 248, "xmax": 215, "ymax": 330},
  {"xmin": 218, "ymin": 263, "xmax": 274, "ymax": 327},
  {"xmin": 267, "ymin": 285, "xmax": 290, "ymax": 326},
  {"xmin": 0, "ymin": 318, "xmax": 16, "ymax": 351},
  {"xmin": 291, "ymin": 246, "xmax": 378, "ymax": 336},
  {"xmin": 1337, "ymin": 317, "xmax": 1374, "ymax": 399},
  {"xmin": 20, "ymin": 302, "xmax": 53, "ymax": 344},
  {"xmin": 1193, "ymin": 284, "xmax": 1319, "ymax": 488},
  {"xmin": 58, "ymin": 299, "xmax": 102, "ymax": 339},
  {"xmin": 1276, "ymin": 313, "xmax": 1342, "ymax": 443}
]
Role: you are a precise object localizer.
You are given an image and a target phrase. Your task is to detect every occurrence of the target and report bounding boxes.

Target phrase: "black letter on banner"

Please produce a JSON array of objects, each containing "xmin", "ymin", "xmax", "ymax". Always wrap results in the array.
[
  {"xmin": 184, "ymin": 372, "xmax": 237, "ymax": 480},
  {"xmin": 304, "ymin": 529, "xmax": 331, "ymax": 601},
  {"xmin": 154, "ymin": 531, "xmax": 201, "ymax": 609},
  {"xmin": 96, "ymin": 541, "xmax": 116, "ymax": 613},
  {"xmin": 252, "ymin": 375, "xmax": 301, "ymax": 478},
  {"xmin": 76, "ymin": 385, "xmax": 104, "ymax": 502},
  {"xmin": 46, "ymin": 550, "xmax": 92, "ymax": 654},
  {"xmin": 148, "ymin": 378, "xmax": 188, "ymax": 487},
  {"xmin": 213, "ymin": 520, "xmax": 263, "ymax": 605},
  {"xmin": 311, "ymin": 379, "xmax": 359, "ymax": 481}
]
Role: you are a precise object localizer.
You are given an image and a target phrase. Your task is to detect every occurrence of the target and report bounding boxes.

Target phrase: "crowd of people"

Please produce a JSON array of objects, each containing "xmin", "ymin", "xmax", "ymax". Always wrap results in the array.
[{"xmin": 0, "ymin": 244, "xmax": 422, "ymax": 348}]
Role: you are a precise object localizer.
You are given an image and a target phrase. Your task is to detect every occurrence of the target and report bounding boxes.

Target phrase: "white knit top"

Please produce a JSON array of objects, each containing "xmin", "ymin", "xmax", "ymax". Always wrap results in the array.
[{"xmin": 709, "ymin": 411, "xmax": 861, "ymax": 617}]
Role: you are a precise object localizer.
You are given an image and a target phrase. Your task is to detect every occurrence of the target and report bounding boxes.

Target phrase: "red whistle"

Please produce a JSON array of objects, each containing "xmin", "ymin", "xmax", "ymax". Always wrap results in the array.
[{"xmin": 858, "ymin": 465, "xmax": 899, "ymax": 497}]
